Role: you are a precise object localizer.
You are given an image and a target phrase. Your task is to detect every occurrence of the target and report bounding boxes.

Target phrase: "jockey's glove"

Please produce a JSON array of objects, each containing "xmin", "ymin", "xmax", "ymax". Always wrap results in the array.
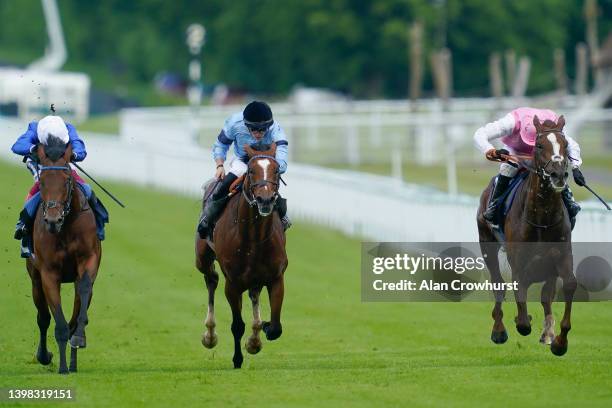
[
  {"xmin": 572, "ymin": 168, "xmax": 586, "ymax": 187},
  {"xmin": 485, "ymin": 148, "xmax": 510, "ymax": 162}
]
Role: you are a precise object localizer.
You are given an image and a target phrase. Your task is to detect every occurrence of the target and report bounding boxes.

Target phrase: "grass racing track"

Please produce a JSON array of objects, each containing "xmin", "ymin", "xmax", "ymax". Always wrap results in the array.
[{"xmin": 0, "ymin": 160, "xmax": 611, "ymax": 407}]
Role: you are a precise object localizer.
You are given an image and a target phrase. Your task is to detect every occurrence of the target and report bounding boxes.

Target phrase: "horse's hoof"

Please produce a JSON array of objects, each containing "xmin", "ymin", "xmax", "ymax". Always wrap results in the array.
[
  {"xmin": 36, "ymin": 350, "xmax": 53, "ymax": 366},
  {"xmin": 232, "ymin": 358, "xmax": 243, "ymax": 369},
  {"xmin": 262, "ymin": 321, "xmax": 282, "ymax": 341},
  {"xmin": 516, "ymin": 324, "xmax": 532, "ymax": 336},
  {"xmin": 201, "ymin": 332, "xmax": 218, "ymax": 349},
  {"xmin": 490, "ymin": 330, "xmax": 508, "ymax": 344},
  {"xmin": 58, "ymin": 368, "xmax": 69, "ymax": 375},
  {"xmin": 245, "ymin": 337, "xmax": 262, "ymax": 354},
  {"xmin": 69, "ymin": 335, "xmax": 86, "ymax": 349},
  {"xmin": 550, "ymin": 337, "xmax": 568, "ymax": 356},
  {"xmin": 69, "ymin": 366, "xmax": 77, "ymax": 373},
  {"xmin": 539, "ymin": 333, "xmax": 555, "ymax": 345}
]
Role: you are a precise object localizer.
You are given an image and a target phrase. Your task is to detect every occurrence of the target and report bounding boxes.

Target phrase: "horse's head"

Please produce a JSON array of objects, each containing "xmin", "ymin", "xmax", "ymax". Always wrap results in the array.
[
  {"xmin": 243, "ymin": 142, "xmax": 280, "ymax": 217},
  {"xmin": 533, "ymin": 115, "xmax": 569, "ymax": 191},
  {"xmin": 36, "ymin": 136, "xmax": 74, "ymax": 233}
]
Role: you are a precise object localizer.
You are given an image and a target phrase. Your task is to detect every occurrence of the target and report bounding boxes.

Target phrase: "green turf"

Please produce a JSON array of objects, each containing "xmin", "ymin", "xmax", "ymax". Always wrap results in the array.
[{"xmin": 1, "ymin": 160, "xmax": 611, "ymax": 407}]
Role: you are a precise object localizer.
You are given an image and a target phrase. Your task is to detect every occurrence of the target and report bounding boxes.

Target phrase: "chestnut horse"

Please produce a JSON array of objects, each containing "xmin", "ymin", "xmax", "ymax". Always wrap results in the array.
[
  {"xmin": 477, "ymin": 115, "xmax": 576, "ymax": 356},
  {"xmin": 195, "ymin": 143, "xmax": 288, "ymax": 368},
  {"xmin": 26, "ymin": 138, "xmax": 102, "ymax": 374}
]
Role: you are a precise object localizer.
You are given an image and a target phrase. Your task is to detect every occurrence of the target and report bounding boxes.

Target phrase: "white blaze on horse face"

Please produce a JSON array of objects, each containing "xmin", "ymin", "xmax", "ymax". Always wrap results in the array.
[
  {"xmin": 547, "ymin": 133, "xmax": 564, "ymax": 162},
  {"xmin": 258, "ymin": 159, "xmax": 272, "ymax": 191}
]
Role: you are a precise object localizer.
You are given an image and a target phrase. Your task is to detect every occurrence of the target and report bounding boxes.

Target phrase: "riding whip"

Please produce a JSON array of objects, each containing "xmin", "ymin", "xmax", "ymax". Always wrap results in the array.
[
  {"xmin": 71, "ymin": 162, "xmax": 126, "ymax": 208},
  {"xmin": 582, "ymin": 183, "xmax": 611, "ymax": 211}
]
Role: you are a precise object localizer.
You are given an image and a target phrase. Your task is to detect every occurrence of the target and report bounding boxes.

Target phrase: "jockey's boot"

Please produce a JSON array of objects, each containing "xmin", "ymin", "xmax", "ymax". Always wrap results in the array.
[
  {"xmin": 197, "ymin": 174, "xmax": 237, "ymax": 239},
  {"xmin": 276, "ymin": 196, "xmax": 291, "ymax": 231},
  {"xmin": 483, "ymin": 174, "xmax": 512, "ymax": 224},
  {"xmin": 561, "ymin": 187, "xmax": 581, "ymax": 230},
  {"xmin": 88, "ymin": 190, "xmax": 109, "ymax": 240},
  {"xmin": 14, "ymin": 209, "xmax": 33, "ymax": 240}
]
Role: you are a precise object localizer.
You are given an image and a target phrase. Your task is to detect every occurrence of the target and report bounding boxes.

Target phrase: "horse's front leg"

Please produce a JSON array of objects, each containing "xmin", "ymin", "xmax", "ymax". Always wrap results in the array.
[
  {"xmin": 514, "ymin": 281, "xmax": 532, "ymax": 336},
  {"xmin": 70, "ymin": 256, "xmax": 98, "ymax": 350},
  {"xmin": 551, "ymin": 255, "xmax": 576, "ymax": 356},
  {"xmin": 29, "ymin": 268, "xmax": 53, "ymax": 365},
  {"xmin": 225, "ymin": 282, "xmax": 245, "ymax": 368},
  {"xmin": 245, "ymin": 287, "xmax": 263, "ymax": 354},
  {"xmin": 480, "ymin": 241, "xmax": 507, "ymax": 344},
  {"xmin": 262, "ymin": 275, "xmax": 284, "ymax": 341},
  {"xmin": 41, "ymin": 271, "xmax": 69, "ymax": 374},
  {"xmin": 539, "ymin": 275, "xmax": 557, "ymax": 345},
  {"xmin": 196, "ymin": 241, "xmax": 219, "ymax": 349}
]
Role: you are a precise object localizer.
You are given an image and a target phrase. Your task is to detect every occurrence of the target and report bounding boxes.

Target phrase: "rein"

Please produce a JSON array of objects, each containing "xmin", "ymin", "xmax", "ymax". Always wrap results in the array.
[
  {"xmin": 39, "ymin": 165, "xmax": 74, "ymax": 219},
  {"xmin": 494, "ymin": 131, "xmax": 571, "ymax": 229}
]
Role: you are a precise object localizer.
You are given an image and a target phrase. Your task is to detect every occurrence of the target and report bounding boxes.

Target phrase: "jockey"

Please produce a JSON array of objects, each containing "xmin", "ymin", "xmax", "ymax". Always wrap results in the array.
[
  {"xmin": 474, "ymin": 107, "xmax": 584, "ymax": 229},
  {"xmin": 197, "ymin": 101, "xmax": 290, "ymax": 238},
  {"xmin": 11, "ymin": 115, "xmax": 109, "ymax": 257}
]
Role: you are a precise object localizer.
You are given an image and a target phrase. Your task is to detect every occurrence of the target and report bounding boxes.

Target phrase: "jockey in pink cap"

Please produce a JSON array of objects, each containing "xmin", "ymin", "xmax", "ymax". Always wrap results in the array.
[{"xmin": 473, "ymin": 107, "xmax": 584, "ymax": 228}]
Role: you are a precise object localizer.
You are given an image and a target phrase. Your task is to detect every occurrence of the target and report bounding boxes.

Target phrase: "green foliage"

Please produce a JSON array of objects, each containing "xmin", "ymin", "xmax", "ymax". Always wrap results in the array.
[{"xmin": 0, "ymin": 0, "xmax": 609, "ymax": 99}]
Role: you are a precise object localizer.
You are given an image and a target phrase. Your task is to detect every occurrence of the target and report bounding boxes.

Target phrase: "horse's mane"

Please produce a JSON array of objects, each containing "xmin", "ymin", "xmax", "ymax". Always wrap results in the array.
[{"xmin": 43, "ymin": 135, "xmax": 68, "ymax": 162}]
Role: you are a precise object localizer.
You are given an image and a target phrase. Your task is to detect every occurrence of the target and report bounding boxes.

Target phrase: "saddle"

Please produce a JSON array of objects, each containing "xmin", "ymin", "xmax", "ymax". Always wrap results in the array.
[{"xmin": 495, "ymin": 170, "xmax": 529, "ymax": 234}]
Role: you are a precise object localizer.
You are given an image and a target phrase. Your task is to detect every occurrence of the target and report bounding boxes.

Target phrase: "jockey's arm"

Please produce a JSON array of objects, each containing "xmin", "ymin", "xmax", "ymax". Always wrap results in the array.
[
  {"xmin": 11, "ymin": 122, "xmax": 39, "ymax": 156},
  {"xmin": 67, "ymin": 123, "xmax": 87, "ymax": 161},
  {"xmin": 212, "ymin": 129, "xmax": 233, "ymax": 163},
  {"xmin": 473, "ymin": 113, "xmax": 516, "ymax": 155},
  {"xmin": 565, "ymin": 135, "xmax": 582, "ymax": 169},
  {"xmin": 270, "ymin": 123, "xmax": 288, "ymax": 174},
  {"xmin": 212, "ymin": 127, "xmax": 235, "ymax": 179}
]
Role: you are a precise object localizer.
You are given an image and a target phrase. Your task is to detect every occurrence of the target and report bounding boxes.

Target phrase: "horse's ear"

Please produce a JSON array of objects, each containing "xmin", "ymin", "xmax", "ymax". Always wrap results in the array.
[
  {"xmin": 557, "ymin": 115, "xmax": 565, "ymax": 131},
  {"xmin": 244, "ymin": 144, "xmax": 255, "ymax": 158},
  {"xmin": 269, "ymin": 142, "xmax": 277, "ymax": 156},
  {"xmin": 533, "ymin": 115, "xmax": 542, "ymax": 131},
  {"xmin": 35, "ymin": 143, "xmax": 45, "ymax": 158},
  {"xmin": 63, "ymin": 142, "xmax": 73, "ymax": 162}
]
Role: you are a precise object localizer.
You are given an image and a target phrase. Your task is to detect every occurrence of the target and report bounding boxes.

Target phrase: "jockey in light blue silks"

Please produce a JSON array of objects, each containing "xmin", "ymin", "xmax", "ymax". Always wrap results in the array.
[
  {"xmin": 12, "ymin": 115, "xmax": 109, "ymax": 258},
  {"xmin": 197, "ymin": 101, "xmax": 290, "ymax": 238}
]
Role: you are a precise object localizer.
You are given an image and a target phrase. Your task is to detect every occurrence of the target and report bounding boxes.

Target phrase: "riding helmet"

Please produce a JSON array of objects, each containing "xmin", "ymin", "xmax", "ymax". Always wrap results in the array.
[{"xmin": 243, "ymin": 101, "xmax": 273, "ymax": 130}]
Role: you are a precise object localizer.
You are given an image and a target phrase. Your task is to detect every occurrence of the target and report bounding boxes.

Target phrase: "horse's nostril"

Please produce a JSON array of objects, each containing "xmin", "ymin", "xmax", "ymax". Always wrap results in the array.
[{"xmin": 564, "ymin": 172, "xmax": 569, "ymax": 178}]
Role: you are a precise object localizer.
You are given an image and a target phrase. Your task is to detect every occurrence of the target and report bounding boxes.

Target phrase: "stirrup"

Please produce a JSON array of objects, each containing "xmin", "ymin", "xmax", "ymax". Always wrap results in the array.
[
  {"xmin": 281, "ymin": 216, "xmax": 292, "ymax": 231},
  {"xmin": 14, "ymin": 224, "xmax": 27, "ymax": 240},
  {"xmin": 197, "ymin": 216, "xmax": 211, "ymax": 239}
]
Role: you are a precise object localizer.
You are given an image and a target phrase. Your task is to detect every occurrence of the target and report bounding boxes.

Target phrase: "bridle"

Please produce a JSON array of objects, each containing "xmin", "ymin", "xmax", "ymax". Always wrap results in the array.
[
  {"xmin": 242, "ymin": 154, "xmax": 280, "ymax": 207},
  {"xmin": 501, "ymin": 130, "xmax": 569, "ymax": 184},
  {"xmin": 39, "ymin": 164, "xmax": 74, "ymax": 220},
  {"xmin": 531, "ymin": 130, "xmax": 568, "ymax": 183}
]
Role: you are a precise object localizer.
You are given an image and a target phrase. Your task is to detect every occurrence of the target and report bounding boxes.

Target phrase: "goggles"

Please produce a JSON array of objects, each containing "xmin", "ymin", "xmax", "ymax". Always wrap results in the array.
[{"xmin": 245, "ymin": 119, "xmax": 273, "ymax": 132}]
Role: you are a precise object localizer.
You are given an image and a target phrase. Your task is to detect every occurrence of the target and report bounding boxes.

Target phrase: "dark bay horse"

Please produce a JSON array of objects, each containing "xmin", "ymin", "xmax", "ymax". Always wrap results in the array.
[
  {"xmin": 195, "ymin": 143, "xmax": 288, "ymax": 368},
  {"xmin": 477, "ymin": 115, "xmax": 576, "ymax": 356},
  {"xmin": 27, "ymin": 139, "xmax": 102, "ymax": 374}
]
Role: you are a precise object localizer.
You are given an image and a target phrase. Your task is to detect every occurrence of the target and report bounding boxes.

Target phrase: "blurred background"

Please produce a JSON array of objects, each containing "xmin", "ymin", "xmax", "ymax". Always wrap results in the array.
[{"xmin": 1, "ymin": 0, "xmax": 612, "ymax": 241}]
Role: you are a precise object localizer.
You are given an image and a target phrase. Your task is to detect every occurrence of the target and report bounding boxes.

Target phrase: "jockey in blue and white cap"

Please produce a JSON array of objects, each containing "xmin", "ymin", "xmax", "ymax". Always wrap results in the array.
[
  {"xmin": 197, "ymin": 101, "xmax": 290, "ymax": 238},
  {"xmin": 11, "ymin": 115, "xmax": 109, "ymax": 258}
]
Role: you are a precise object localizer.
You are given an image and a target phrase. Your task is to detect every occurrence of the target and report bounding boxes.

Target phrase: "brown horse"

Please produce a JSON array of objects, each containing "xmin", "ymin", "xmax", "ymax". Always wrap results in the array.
[
  {"xmin": 477, "ymin": 115, "xmax": 576, "ymax": 356},
  {"xmin": 27, "ymin": 138, "xmax": 102, "ymax": 374},
  {"xmin": 195, "ymin": 143, "xmax": 288, "ymax": 368}
]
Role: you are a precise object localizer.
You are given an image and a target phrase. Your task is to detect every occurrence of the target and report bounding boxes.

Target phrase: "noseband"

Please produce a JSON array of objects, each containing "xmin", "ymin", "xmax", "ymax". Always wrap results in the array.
[
  {"xmin": 39, "ymin": 165, "xmax": 74, "ymax": 219},
  {"xmin": 243, "ymin": 155, "xmax": 280, "ymax": 206},
  {"xmin": 523, "ymin": 131, "xmax": 568, "ymax": 184}
]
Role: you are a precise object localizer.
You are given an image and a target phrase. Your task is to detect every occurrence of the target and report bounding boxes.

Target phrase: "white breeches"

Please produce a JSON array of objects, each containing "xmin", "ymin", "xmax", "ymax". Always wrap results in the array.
[
  {"xmin": 227, "ymin": 157, "xmax": 248, "ymax": 177},
  {"xmin": 499, "ymin": 145, "xmax": 519, "ymax": 178}
]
